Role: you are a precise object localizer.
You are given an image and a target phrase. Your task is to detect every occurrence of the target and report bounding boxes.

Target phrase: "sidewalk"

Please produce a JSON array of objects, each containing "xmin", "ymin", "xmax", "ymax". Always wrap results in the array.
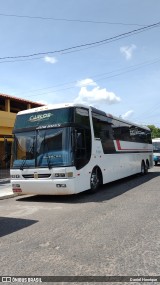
[
  {"xmin": 0, "ymin": 169, "xmax": 15, "ymax": 199},
  {"xmin": 0, "ymin": 180, "xmax": 16, "ymax": 200}
]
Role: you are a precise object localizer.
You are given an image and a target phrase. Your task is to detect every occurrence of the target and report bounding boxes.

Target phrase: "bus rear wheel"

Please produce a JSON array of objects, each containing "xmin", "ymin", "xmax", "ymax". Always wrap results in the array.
[
  {"xmin": 145, "ymin": 160, "xmax": 149, "ymax": 173},
  {"xmin": 90, "ymin": 167, "xmax": 102, "ymax": 193},
  {"xmin": 141, "ymin": 160, "xmax": 147, "ymax": 175}
]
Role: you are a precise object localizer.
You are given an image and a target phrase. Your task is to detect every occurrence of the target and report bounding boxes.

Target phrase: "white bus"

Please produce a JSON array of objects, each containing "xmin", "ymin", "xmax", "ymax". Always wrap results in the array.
[
  {"xmin": 152, "ymin": 138, "xmax": 160, "ymax": 166},
  {"xmin": 10, "ymin": 103, "xmax": 153, "ymax": 195}
]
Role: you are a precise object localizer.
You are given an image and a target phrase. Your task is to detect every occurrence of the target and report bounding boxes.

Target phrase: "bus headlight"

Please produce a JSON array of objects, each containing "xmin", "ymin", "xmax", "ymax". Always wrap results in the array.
[
  {"xmin": 55, "ymin": 173, "xmax": 65, "ymax": 177},
  {"xmin": 11, "ymin": 175, "xmax": 20, "ymax": 178},
  {"xmin": 54, "ymin": 172, "xmax": 73, "ymax": 178}
]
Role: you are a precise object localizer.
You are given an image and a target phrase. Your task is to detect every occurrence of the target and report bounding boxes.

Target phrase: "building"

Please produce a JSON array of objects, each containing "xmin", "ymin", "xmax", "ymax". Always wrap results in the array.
[{"xmin": 0, "ymin": 93, "xmax": 44, "ymax": 170}]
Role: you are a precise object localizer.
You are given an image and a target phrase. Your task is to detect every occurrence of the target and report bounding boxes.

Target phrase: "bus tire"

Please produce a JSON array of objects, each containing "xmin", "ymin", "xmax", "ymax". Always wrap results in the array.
[
  {"xmin": 155, "ymin": 161, "xmax": 158, "ymax": 166},
  {"xmin": 89, "ymin": 167, "xmax": 102, "ymax": 193},
  {"xmin": 145, "ymin": 160, "xmax": 149, "ymax": 173},
  {"xmin": 141, "ymin": 161, "xmax": 146, "ymax": 175}
]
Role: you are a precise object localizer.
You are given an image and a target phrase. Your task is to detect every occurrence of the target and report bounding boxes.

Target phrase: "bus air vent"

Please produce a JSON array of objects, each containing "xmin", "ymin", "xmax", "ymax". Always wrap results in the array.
[{"xmin": 22, "ymin": 174, "xmax": 51, "ymax": 179}]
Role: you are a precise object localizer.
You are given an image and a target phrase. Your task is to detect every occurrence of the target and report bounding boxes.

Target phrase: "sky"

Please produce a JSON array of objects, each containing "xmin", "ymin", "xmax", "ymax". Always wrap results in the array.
[{"xmin": 0, "ymin": 0, "xmax": 160, "ymax": 127}]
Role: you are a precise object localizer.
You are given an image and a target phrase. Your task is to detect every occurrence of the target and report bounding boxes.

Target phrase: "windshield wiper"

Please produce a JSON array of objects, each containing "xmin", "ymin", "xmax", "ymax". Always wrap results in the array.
[
  {"xmin": 46, "ymin": 154, "xmax": 52, "ymax": 169},
  {"xmin": 20, "ymin": 156, "xmax": 28, "ymax": 170},
  {"xmin": 20, "ymin": 145, "xmax": 34, "ymax": 170}
]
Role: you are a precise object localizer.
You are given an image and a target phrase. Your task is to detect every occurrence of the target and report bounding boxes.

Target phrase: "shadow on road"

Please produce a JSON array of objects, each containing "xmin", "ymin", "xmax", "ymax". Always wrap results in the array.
[
  {"xmin": 16, "ymin": 171, "xmax": 160, "ymax": 205},
  {"xmin": 0, "ymin": 217, "xmax": 38, "ymax": 237}
]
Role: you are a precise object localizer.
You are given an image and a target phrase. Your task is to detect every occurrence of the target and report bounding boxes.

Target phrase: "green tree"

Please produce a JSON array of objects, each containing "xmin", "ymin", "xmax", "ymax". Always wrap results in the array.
[{"xmin": 147, "ymin": 125, "xmax": 160, "ymax": 138}]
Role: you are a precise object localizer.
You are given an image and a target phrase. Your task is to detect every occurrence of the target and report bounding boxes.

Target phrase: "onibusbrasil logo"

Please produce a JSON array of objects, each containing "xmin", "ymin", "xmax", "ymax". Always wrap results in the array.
[{"xmin": 28, "ymin": 113, "xmax": 53, "ymax": 122}]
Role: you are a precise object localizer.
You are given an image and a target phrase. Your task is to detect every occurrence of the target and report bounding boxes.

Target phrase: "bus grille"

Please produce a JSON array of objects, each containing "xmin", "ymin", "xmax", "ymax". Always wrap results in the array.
[{"xmin": 22, "ymin": 174, "xmax": 51, "ymax": 179}]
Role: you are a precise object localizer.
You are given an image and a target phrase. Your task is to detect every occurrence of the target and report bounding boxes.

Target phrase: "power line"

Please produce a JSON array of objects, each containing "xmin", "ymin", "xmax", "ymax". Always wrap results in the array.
[
  {"xmin": 0, "ymin": 12, "xmax": 146, "ymax": 26},
  {"xmin": 0, "ymin": 21, "xmax": 160, "ymax": 61},
  {"xmin": 134, "ymin": 102, "xmax": 160, "ymax": 121},
  {"xmin": 0, "ymin": 56, "xmax": 42, "ymax": 64},
  {"xmin": 13, "ymin": 56, "xmax": 160, "ymax": 98}
]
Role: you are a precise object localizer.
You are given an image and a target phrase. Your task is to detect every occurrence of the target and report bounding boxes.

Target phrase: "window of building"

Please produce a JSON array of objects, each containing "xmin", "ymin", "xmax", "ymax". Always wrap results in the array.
[
  {"xmin": 0, "ymin": 97, "xmax": 5, "ymax": 111},
  {"xmin": 10, "ymin": 100, "xmax": 28, "ymax": 113}
]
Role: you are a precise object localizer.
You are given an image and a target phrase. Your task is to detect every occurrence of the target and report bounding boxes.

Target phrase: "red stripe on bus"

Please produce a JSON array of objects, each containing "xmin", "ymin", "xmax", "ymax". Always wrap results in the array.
[
  {"xmin": 116, "ymin": 140, "xmax": 122, "ymax": 150},
  {"xmin": 116, "ymin": 140, "xmax": 151, "ymax": 151}
]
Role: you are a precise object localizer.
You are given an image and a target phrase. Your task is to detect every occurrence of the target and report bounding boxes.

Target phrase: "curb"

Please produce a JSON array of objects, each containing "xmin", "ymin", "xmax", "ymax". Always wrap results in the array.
[
  {"xmin": 0, "ymin": 180, "xmax": 18, "ymax": 200},
  {"xmin": 0, "ymin": 193, "xmax": 18, "ymax": 200},
  {"xmin": 0, "ymin": 179, "xmax": 10, "ymax": 185}
]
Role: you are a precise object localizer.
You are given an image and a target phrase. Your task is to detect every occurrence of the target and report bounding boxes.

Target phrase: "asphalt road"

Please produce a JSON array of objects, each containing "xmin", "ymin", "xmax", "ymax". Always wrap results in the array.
[{"xmin": 0, "ymin": 167, "xmax": 160, "ymax": 283}]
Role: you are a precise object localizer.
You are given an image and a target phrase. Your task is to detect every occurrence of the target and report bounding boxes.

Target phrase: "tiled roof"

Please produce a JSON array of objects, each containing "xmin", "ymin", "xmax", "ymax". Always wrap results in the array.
[{"xmin": 0, "ymin": 93, "xmax": 44, "ymax": 106}]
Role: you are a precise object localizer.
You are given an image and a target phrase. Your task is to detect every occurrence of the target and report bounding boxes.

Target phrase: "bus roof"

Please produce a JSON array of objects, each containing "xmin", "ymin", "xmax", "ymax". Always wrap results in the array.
[
  {"xmin": 17, "ymin": 103, "xmax": 89, "ymax": 115},
  {"xmin": 16, "ymin": 102, "xmax": 150, "ymax": 131},
  {"xmin": 152, "ymin": 138, "xmax": 160, "ymax": 141}
]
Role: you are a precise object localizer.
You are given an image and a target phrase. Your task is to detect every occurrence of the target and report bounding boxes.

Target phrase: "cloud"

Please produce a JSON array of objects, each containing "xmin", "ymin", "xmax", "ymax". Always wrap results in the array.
[
  {"xmin": 121, "ymin": 110, "xmax": 134, "ymax": 119},
  {"xmin": 74, "ymin": 79, "xmax": 121, "ymax": 105},
  {"xmin": 43, "ymin": 56, "xmax": 57, "ymax": 64},
  {"xmin": 76, "ymin": 78, "xmax": 97, "ymax": 87},
  {"xmin": 120, "ymin": 44, "xmax": 137, "ymax": 60}
]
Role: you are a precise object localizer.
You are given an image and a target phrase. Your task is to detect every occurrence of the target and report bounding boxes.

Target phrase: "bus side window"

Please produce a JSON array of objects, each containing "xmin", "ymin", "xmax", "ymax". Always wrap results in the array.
[
  {"xmin": 77, "ymin": 132, "xmax": 84, "ymax": 149},
  {"xmin": 75, "ymin": 129, "xmax": 91, "ymax": 170},
  {"xmin": 75, "ymin": 130, "xmax": 86, "ymax": 158}
]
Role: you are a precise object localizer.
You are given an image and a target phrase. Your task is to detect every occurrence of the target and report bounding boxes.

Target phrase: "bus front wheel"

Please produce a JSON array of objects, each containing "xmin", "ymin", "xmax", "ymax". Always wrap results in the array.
[{"xmin": 89, "ymin": 167, "xmax": 102, "ymax": 193}]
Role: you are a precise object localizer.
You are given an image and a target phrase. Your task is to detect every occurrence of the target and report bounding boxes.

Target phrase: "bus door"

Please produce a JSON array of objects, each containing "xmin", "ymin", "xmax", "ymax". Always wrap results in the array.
[{"xmin": 75, "ymin": 128, "xmax": 91, "ymax": 170}]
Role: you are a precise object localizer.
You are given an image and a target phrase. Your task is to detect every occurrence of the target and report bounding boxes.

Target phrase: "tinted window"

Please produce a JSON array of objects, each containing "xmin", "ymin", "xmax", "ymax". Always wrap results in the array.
[
  {"xmin": 75, "ymin": 108, "xmax": 90, "ymax": 128},
  {"xmin": 92, "ymin": 112, "xmax": 115, "ymax": 153},
  {"xmin": 113, "ymin": 119, "xmax": 152, "ymax": 143},
  {"xmin": 92, "ymin": 113, "xmax": 113, "ymax": 138},
  {"xmin": 74, "ymin": 127, "xmax": 91, "ymax": 169},
  {"xmin": 92, "ymin": 112, "xmax": 152, "ymax": 154}
]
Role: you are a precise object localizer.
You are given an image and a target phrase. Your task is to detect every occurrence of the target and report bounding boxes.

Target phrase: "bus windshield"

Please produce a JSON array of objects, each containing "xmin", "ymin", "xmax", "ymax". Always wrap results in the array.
[{"xmin": 12, "ymin": 128, "xmax": 73, "ymax": 169}]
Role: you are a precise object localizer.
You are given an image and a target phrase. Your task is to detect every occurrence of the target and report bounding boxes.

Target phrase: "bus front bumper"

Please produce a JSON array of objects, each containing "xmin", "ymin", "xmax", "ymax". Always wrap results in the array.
[{"xmin": 11, "ymin": 178, "xmax": 76, "ymax": 195}]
